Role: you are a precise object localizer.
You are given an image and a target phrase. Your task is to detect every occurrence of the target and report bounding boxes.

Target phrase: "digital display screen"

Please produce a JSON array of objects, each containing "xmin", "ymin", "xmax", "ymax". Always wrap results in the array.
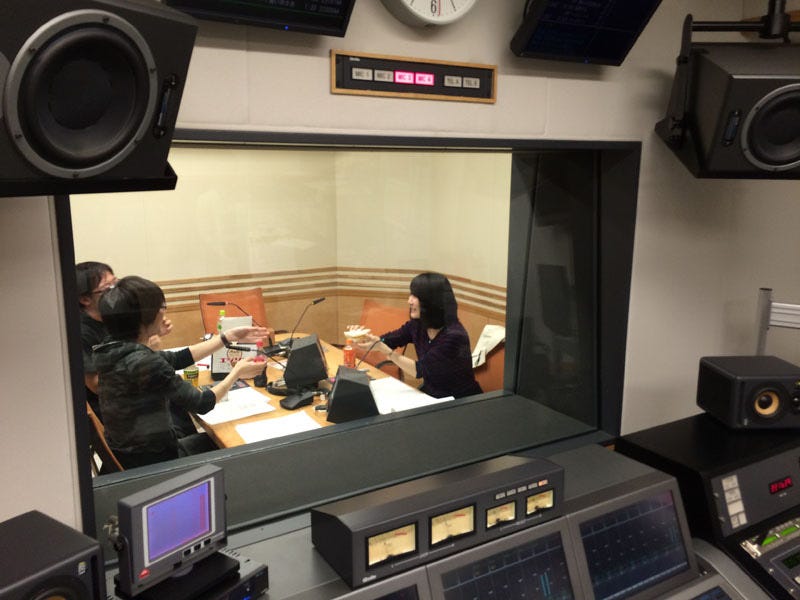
[
  {"xmin": 510, "ymin": 0, "xmax": 663, "ymax": 66},
  {"xmin": 164, "ymin": 0, "xmax": 357, "ymax": 37},
  {"xmin": 578, "ymin": 490, "xmax": 690, "ymax": 600},
  {"xmin": 770, "ymin": 476, "xmax": 793, "ymax": 495},
  {"xmin": 145, "ymin": 480, "xmax": 212, "ymax": 563},
  {"xmin": 439, "ymin": 531, "xmax": 575, "ymax": 599},
  {"xmin": 783, "ymin": 551, "xmax": 800, "ymax": 570}
]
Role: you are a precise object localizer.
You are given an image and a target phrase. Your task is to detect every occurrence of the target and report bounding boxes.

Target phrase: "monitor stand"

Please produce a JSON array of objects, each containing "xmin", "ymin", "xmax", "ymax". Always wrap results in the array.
[{"xmin": 115, "ymin": 551, "xmax": 239, "ymax": 600}]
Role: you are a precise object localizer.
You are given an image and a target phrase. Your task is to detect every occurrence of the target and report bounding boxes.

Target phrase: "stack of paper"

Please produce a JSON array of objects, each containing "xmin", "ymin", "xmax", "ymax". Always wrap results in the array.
[{"xmin": 200, "ymin": 386, "xmax": 275, "ymax": 425}]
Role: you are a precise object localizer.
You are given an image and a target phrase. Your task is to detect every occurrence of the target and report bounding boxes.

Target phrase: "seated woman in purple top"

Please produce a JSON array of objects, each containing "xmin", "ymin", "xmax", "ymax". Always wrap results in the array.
[{"xmin": 354, "ymin": 272, "xmax": 482, "ymax": 399}]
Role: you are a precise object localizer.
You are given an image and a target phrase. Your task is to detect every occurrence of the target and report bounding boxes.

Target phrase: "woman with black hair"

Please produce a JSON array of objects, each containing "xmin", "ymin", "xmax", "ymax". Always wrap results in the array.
[
  {"xmin": 354, "ymin": 272, "xmax": 482, "ymax": 399},
  {"xmin": 93, "ymin": 275, "xmax": 270, "ymax": 468}
]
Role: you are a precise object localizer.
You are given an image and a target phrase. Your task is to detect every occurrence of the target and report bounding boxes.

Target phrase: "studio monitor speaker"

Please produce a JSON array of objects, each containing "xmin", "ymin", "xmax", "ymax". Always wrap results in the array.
[
  {"xmin": 657, "ymin": 43, "xmax": 800, "ymax": 179},
  {"xmin": 326, "ymin": 366, "xmax": 378, "ymax": 424},
  {"xmin": 0, "ymin": 0, "xmax": 197, "ymax": 196},
  {"xmin": 697, "ymin": 355, "xmax": 800, "ymax": 429},
  {"xmin": 0, "ymin": 510, "xmax": 105, "ymax": 599}
]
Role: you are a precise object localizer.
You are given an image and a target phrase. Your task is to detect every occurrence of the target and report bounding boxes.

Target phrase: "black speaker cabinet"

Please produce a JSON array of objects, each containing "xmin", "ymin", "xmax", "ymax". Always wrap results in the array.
[
  {"xmin": 0, "ymin": 510, "xmax": 105, "ymax": 599},
  {"xmin": 697, "ymin": 355, "xmax": 800, "ymax": 429},
  {"xmin": 657, "ymin": 43, "xmax": 800, "ymax": 179},
  {"xmin": 284, "ymin": 334, "xmax": 329, "ymax": 390},
  {"xmin": 0, "ymin": 0, "xmax": 197, "ymax": 196},
  {"xmin": 326, "ymin": 366, "xmax": 378, "ymax": 424}
]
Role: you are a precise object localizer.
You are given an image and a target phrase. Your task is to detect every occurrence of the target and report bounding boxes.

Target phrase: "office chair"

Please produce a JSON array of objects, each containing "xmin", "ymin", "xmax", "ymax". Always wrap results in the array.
[
  {"xmin": 355, "ymin": 299, "xmax": 409, "ymax": 379},
  {"xmin": 86, "ymin": 402, "xmax": 124, "ymax": 474},
  {"xmin": 198, "ymin": 287, "xmax": 272, "ymax": 334},
  {"xmin": 474, "ymin": 343, "xmax": 505, "ymax": 392}
]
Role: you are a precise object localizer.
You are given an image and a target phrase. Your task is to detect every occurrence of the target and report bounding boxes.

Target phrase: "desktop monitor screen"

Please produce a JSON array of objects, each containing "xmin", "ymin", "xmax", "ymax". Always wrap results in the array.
[
  {"xmin": 510, "ymin": 0, "xmax": 663, "ymax": 66},
  {"xmin": 116, "ymin": 465, "xmax": 227, "ymax": 597},
  {"xmin": 574, "ymin": 488, "xmax": 692, "ymax": 600},
  {"xmin": 163, "ymin": 0, "xmax": 357, "ymax": 37}
]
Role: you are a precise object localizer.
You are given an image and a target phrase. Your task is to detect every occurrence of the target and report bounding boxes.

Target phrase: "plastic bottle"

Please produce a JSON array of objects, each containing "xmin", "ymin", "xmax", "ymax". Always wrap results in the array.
[
  {"xmin": 343, "ymin": 339, "xmax": 356, "ymax": 369},
  {"xmin": 217, "ymin": 309, "xmax": 226, "ymax": 338},
  {"xmin": 254, "ymin": 339, "xmax": 266, "ymax": 363}
]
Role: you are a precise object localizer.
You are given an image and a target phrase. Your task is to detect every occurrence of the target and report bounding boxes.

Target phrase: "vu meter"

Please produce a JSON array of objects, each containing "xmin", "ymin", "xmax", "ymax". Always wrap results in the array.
[
  {"xmin": 486, "ymin": 501, "xmax": 516, "ymax": 529},
  {"xmin": 430, "ymin": 506, "xmax": 475, "ymax": 546},
  {"xmin": 311, "ymin": 454, "xmax": 563, "ymax": 588},
  {"xmin": 527, "ymin": 489, "xmax": 554, "ymax": 515},
  {"xmin": 367, "ymin": 524, "xmax": 416, "ymax": 567}
]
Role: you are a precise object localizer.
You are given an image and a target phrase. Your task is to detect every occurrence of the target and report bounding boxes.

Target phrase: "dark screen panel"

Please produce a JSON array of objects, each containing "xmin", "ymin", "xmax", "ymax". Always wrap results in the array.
[
  {"xmin": 439, "ymin": 531, "xmax": 575, "ymax": 600},
  {"xmin": 578, "ymin": 490, "xmax": 690, "ymax": 600},
  {"xmin": 510, "ymin": 0, "xmax": 663, "ymax": 65},
  {"xmin": 163, "ymin": 0, "xmax": 357, "ymax": 37}
]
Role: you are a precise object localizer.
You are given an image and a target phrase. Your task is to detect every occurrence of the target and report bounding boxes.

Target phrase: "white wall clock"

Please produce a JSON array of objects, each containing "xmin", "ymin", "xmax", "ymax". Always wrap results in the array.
[{"xmin": 380, "ymin": 0, "xmax": 479, "ymax": 27}]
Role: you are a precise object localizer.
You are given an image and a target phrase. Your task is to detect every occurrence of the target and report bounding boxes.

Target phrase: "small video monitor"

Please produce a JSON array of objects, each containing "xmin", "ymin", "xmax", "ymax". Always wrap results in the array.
[
  {"xmin": 115, "ymin": 464, "xmax": 228, "ymax": 598},
  {"xmin": 326, "ymin": 366, "xmax": 378, "ymax": 423}
]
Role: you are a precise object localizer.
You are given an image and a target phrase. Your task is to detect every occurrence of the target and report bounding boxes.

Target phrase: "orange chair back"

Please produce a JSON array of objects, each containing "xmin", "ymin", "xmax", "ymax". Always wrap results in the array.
[
  {"xmin": 199, "ymin": 287, "xmax": 270, "ymax": 333},
  {"xmin": 474, "ymin": 344, "xmax": 505, "ymax": 392},
  {"xmin": 355, "ymin": 299, "xmax": 410, "ymax": 378}
]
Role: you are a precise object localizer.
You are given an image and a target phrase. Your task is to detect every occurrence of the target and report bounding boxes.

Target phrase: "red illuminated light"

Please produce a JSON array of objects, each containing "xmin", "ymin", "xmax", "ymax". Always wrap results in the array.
[
  {"xmin": 770, "ymin": 476, "xmax": 793, "ymax": 494},
  {"xmin": 394, "ymin": 71, "xmax": 414, "ymax": 84},
  {"xmin": 415, "ymin": 72, "xmax": 435, "ymax": 86}
]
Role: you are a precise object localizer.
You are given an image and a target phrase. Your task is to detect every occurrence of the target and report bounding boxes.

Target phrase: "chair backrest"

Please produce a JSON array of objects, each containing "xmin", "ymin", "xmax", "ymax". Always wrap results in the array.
[
  {"xmin": 86, "ymin": 402, "xmax": 124, "ymax": 473},
  {"xmin": 355, "ymin": 299, "xmax": 410, "ymax": 378},
  {"xmin": 198, "ymin": 287, "xmax": 270, "ymax": 333},
  {"xmin": 473, "ymin": 343, "xmax": 505, "ymax": 393}
]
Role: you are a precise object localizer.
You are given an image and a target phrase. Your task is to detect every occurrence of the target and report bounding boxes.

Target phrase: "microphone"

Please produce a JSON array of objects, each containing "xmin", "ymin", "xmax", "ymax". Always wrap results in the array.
[
  {"xmin": 205, "ymin": 301, "xmax": 266, "ymax": 328},
  {"xmin": 282, "ymin": 297, "xmax": 326, "ymax": 349}
]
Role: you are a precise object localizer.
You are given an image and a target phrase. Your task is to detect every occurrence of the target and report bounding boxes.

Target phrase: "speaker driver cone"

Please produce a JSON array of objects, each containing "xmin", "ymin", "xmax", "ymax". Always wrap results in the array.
[
  {"xmin": 752, "ymin": 388, "xmax": 782, "ymax": 418},
  {"xmin": 3, "ymin": 10, "xmax": 157, "ymax": 179},
  {"xmin": 741, "ymin": 83, "xmax": 800, "ymax": 172}
]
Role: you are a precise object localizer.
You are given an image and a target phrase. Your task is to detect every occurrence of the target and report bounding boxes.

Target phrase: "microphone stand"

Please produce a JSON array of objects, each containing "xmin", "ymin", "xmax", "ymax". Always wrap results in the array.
[{"xmin": 280, "ymin": 297, "xmax": 326, "ymax": 350}]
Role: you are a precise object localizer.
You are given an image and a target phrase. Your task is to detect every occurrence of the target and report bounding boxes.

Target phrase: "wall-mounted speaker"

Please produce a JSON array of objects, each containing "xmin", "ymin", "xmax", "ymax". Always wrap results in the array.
[
  {"xmin": 657, "ymin": 43, "xmax": 800, "ymax": 179},
  {"xmin": 326, "ymin": 366, "xmax": 378, "ymax": 424},
  {"xmin": 0, "ymin": 0, "xmax": 197, "ymax": 196},
  {"xmin": 697, "ymin": 355, "xmax": 800, "ymax": 429},
  {"xmin": 0, "ymin": 510, "xmax": 105, "ymax": 599}
]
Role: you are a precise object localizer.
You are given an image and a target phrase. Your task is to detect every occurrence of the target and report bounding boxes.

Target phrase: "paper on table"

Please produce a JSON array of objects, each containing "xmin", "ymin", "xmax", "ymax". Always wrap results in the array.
[
  {"xmin": 199, "ymin": 386, "xmax": 275, "ymax": 425},
  {"xmin": 235, "ymin": 411, "xmax": 321, "ymax": 444},
  {"xmin": 369, "ymin": 377, "xmax": 454, "ymax": 414}
]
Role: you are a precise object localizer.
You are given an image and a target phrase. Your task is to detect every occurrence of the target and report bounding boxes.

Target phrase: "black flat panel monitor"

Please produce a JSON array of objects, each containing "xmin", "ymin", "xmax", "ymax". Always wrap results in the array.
[
  {"xmin": 326, "ymin": 366, "xmax": 378, "ymax": 423},
  {"xmin": 163, "ymin": 0, "xmax": 357, "ymax": 37},
  {"xmin": 284, "ymin": 333, "xmax": 329, "ymax": 390},
  {"xmin": 115, "ymin": 464, "xmax": 227, "ymax": 598},
  {"xmin": 510, "ymin": 0, "xmax": 663, "ymax": 66},
  {"xmin": 567, "ymin": 479, "xmax": 697, "ymax": 600},
  {"xmin": 427, "ymin": 517, "xmax": 583, "ymax": 599}
]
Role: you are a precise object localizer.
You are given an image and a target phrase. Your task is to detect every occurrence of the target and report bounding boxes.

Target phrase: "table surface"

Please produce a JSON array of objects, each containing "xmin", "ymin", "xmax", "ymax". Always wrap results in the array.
[{"xmin": 194, "ymin": 335, "xmax": 392, "ymax": 448}]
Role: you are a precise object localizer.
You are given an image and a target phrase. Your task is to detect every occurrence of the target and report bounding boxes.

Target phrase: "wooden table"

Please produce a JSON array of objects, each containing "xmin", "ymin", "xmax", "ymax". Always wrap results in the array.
[{"xmin": 194, "ymin": 336, "xmax": 389, "ymax": 448}]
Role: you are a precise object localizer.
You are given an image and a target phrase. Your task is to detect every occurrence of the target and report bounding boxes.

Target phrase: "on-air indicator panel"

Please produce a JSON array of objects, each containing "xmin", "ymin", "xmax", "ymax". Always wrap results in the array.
[{"xmin": 332, "ymin": 50, "xmax": 496, "ymax": 103}]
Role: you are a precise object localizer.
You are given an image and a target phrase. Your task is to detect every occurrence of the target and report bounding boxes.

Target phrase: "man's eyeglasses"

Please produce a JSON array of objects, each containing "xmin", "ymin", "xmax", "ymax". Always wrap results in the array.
[{"xmin": 91, "ymin": 285, "xmax": 116, "ymax": 295}]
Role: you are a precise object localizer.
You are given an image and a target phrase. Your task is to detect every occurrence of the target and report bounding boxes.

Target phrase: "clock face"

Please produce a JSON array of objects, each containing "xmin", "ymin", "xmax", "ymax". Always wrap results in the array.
[{"xmin": 381, "ymin": 0, "xmax": 479, "ymax": 27}]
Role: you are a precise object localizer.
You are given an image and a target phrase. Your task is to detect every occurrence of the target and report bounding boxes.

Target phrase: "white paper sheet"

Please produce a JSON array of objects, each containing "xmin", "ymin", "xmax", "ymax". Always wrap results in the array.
[
  {"xmin": 369, "ymin": 377, "xmax": 454, "ymax": 414},
  {"xmin": 235, "ymin": 411, "xmax": 322, "ymax": 443},
  {"xmin": 199, "ymin": 386, "xmax": 275, "ymax": 425}
]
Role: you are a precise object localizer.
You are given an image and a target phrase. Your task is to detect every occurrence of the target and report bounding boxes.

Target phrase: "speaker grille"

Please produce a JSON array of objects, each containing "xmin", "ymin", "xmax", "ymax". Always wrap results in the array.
[
  {"xmin": 4, "ymin": 9, "xmax": 157, "ymax": 179},
  {"xmin": 742, "ymin": 83, "xmax": 800, "ymax": 172}
]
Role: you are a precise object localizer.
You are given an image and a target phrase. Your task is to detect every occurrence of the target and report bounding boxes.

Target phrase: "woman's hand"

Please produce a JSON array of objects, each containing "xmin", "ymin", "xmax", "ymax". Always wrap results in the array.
[
  {"xmin": 231, "ymin": 357, "xmax": 268, "ymax": 380},
  {"xmin": 227, "ymin": 326, "xmax": 272, "ymax": 343},
  {"xmin": 353, "ymin": 333, "xmax": 390, "ymax": 355}
]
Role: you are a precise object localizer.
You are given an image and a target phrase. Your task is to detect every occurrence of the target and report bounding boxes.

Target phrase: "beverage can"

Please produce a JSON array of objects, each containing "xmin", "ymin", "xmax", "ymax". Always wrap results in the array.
[{"xmin": 183, "ymin": 364, "xmax": 200, "ymax": 387}]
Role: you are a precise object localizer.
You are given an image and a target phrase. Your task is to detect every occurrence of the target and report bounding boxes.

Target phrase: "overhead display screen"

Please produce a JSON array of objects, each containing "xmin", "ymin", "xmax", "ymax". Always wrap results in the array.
[
  {"xmin": 164, "ymin": 0, "xmax": 357, "ymax": 37},
  {"xmin": 510, "ymin": 0, "xmax": 663, "ymax": 65}
]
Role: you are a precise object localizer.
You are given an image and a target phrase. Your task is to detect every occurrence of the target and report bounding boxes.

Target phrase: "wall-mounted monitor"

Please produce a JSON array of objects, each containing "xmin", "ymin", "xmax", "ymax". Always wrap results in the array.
[
  {"xmin": 163, "ymin": 0, "xmax": 358, "ymax": 37},
  {"xmin": 510, "ymin": 0, "xmax": 663, "ymax": 66}
]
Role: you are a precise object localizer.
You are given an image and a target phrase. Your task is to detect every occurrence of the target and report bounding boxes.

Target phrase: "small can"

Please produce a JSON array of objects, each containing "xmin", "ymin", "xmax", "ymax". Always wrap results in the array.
[{"xmin": 183, "ymin": 364, "xmax": 200, "ymax": 387}]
